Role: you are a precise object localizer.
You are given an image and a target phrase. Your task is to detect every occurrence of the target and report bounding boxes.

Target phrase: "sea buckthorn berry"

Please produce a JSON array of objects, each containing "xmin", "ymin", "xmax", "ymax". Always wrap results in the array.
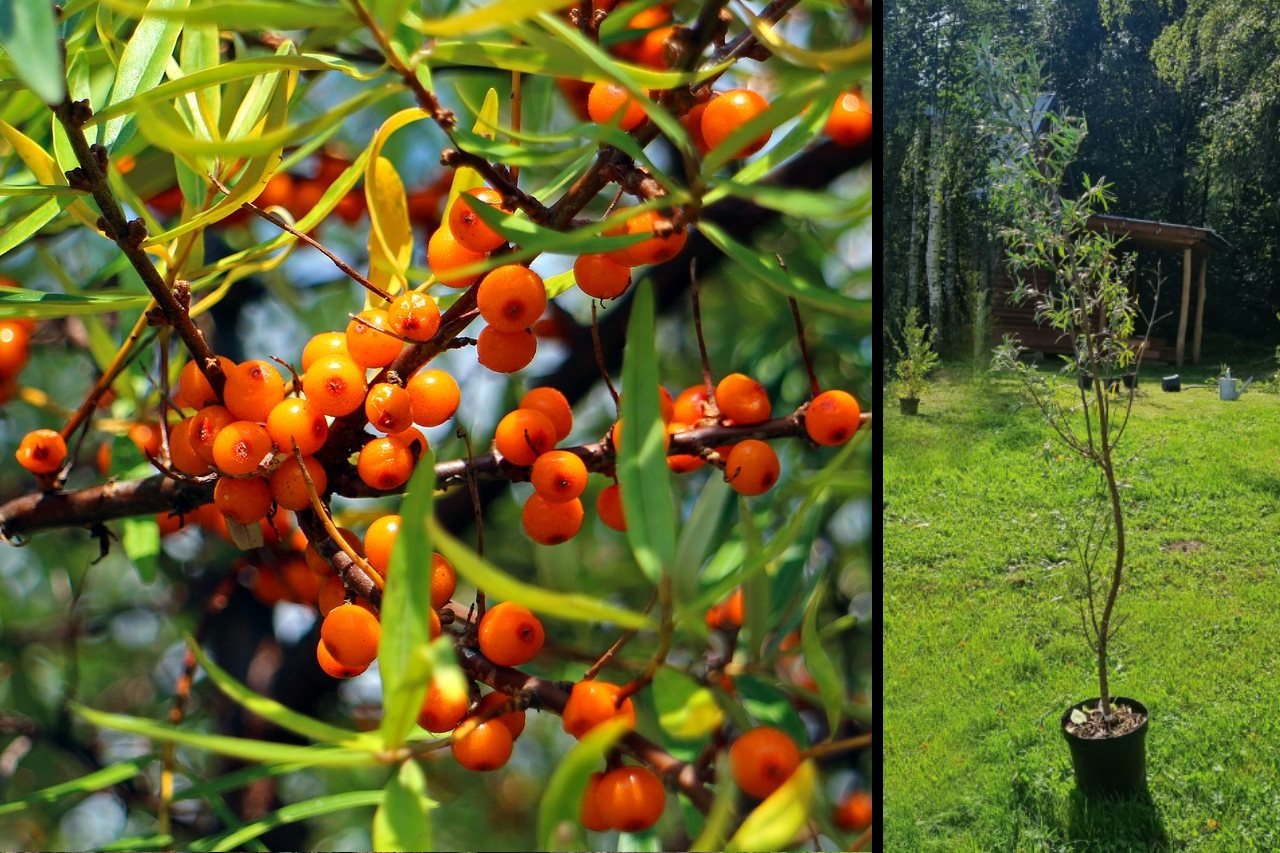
[
  {"xmin": 428, "ymin": 226, "xmax": 487, "ymax": 289},
  {"xmin": 673, "ymin": 385, "xmax": 712, "ymax": 424},
  {"xmin": 301, "ymin": 331, "xmax": 348, "ymax": 371},
  {"xmin": 418, "ymin": 681, "xmax": 470, "ymax": 733},
  {"xmin": 431, "ymin": 552, "xmax": 457, "ymax": 608},
  {"xmin": 612, "ymin": 3, "xmax": 670, "ymax": 59},
  {"xmin": 805, "ymin": 389, "xmax": 862, "ymax": 446},
  {"xmin": 657, "ymin": 386, "xmax": 674, "ymax": 423},
  {"xmin": 269, "ymin": 456, "xmax": 327, "ymax": 511},
  {"xmin": 224, "ymin": 360, "xmax": 286, "ymax": 423},
  {"xmin": 429, "ymin": 608, "xmax": 442, "ymax": 639},
  {"xmin": 448, "ymin": 186, "xmax": 509, "ymax": 253},
  {"xmin": 128, "ymin": 422, "xmax": 162, "ymax": 458},
  {"xmin": 725, "ymin": 439, "xmax": 780, "ymax": 496},
  {"xmin": 318, "ymin": 574, "xmax": 347, "ymax": 616},
  {"xmin": 477, "ymin": 265, "xmax": 547, "ymax": 333},
  {"xmin": 494, "ymin": 408, "xmax": 557, "ymax": 466},
  {"xmin": 606, "ymin": 209, "xmax": 688, "ymax": 267},
  {"xmin": 681, "ymin": 100, "xmax": 713, "ymax": 155},
  {"xmin": 835, "ymin": 790, "xmax": 873, "ymax": 832},
  {"xmin": 388, "ymin": 425, "xmax": 429, "ymax": 456},
  {"xmin": 531, "ymin": 450, "xmax": 589, "ymax": 503},
  {"xmin": 305, "ymin": 527, "xmax": 363, "ymax": 574},
  {"xmin": 317, "ymin": 638, "xmax": 368, "ymax": 679},
  {"xmin": 266, "ymin": 397, "xmax": 328, "ymax": 456},
  {"xmin": 302, "ymin": 355, "xmax": 368, "ymax": 416},
  {"xmin": 707, "ymin": 587, "xmax": 744, "ymax": 630},
  {"xmin": 364, "ymin": 514, "xmax": 400, "ymax": 576},
  {"xmin": 580, "ymin": 772, "xmax": 612, "ymax": 832},
  {"xmin": 476, "ymin": 691, "xmax": 526, "ymax": 740},
  {"xmin": 715, "ymin": 373, "xmax": 771, "ymax": 424},
  {"xmin": 597, "ymin": 483, "xmax": 627, "ymax": 532},
  {"xmin": 189, "ymin": 405, "xmax": 235, "ymax": 465},
  {"xmin": 211, "ymin": 421, "xmax": 273, "ymax": 476},
  {"xmin": 169, "ymin": 417, "xmax": 212, "ymax": 476},
  {"xmin": 825, "ymin": 90, "xmax": 872, "ymax": 148},
  {"xmin": 214, "ymin": 476, "xmax": 273, "ymax": 525},
  {"xmin": 478, "ymin": 601, "xmax": 545, "ymax": 666},
  {"xmin": 254, "ymin": 172, "xmax": 294, "ymax": 209},
  {"xmin": 387, "ymin": 291, "xmax": 442, "ymax": 342},
  {"xmin": 15, "ymin": 428, "xmax": 66, "ymax": 475},
  {"xmin": 321, "ymin": 602, "xmax": 381, "ymax": 669},
  {"xmin": 574, "ymin": 253, "xmax": 631, "ymax": 300},
  {"xmin": 357, "ymin": 436, "xmax": 415, "ymax": 491},
  {"xmin": 364, "ymin": 382, "xmax": 414, "ymax": 434},
  {"xmin": 562, "ymin": 680, "xmax": 636, "ymax": 739},
  {"xmin": 477, "ymin": 327, "xmax": 537, "ymax": 373},
  {"xmin": 587, "ymin": 82, "xmax": 648, "ymax": 131},
  {"xmin": 666, "ymin": 422, "xmax": 705, "ymax": 473},
  {"xmin": 280, "ymin": 557, "xmax": 320, "ymax": 604},
  {"xmin": 596, "ymin": 766, "xmax": 666, "ymax": 832},
  {"xmin": 346, "ymin": 309, "xmax": 402, "ymax": 369},
  {"xmin": 701, "ymin": 88, "xmax": 772, "ymax": 159},
  {"xmin": 407, "ymin": 369, "xmax": 461, "ymax": 427},
  {"xmin": 519, "ymin": 387, "xmax": 573, "ymax": 442},
  {"xmin": 635, "ymin": 24, "xmax": 675, "ymax": 69},
  {"xmin": 177, "ymin": 355, "xmax": 234, "ymax": 410},
  {"xmin": 522, "ymin": 494, "xmax": 585, "ymax": 545},
  {"xmin": 0, "ymin": 321, "xmax": 31, "ymax": 376},
  {"xmin": 729, "ymin": 726, "xmax": 802, "ymax": 799},
  {"xmin": 452, "ymin": 719, "xmax": 514, "ymax": 772}
]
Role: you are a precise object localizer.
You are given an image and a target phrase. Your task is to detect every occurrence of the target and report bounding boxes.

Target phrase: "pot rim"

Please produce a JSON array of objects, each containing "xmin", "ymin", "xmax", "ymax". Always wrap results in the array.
[{"xmin": 1060, "ymin": 696, "xmax": 1149, "ymax": 743}]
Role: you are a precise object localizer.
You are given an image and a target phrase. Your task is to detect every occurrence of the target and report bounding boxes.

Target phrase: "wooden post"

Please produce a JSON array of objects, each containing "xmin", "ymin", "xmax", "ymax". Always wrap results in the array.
[
  {"xmin": 1192, "ymin": 253, "xmax": 1208, "ymax": 364},
  {"xmin": 1176, "ymin": 246, "xmax": 1192, "ymax": 366}
]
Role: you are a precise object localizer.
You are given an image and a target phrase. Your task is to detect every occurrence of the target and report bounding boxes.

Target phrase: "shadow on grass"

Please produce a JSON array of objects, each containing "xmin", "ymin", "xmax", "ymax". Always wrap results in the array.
[{"xmin": 1011, "ymin": 773, "xmax": 1171, "ymax": 850}]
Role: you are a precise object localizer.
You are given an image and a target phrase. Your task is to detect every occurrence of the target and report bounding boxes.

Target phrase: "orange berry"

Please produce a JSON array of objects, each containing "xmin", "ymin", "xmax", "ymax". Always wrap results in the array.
[
  {"xmin": 254, "ymin": 172, "xmax": 294, "ymax": 209},
  {"xmin": 176, "ymin": 356, "xmax": 234, "ymax": 410},
  {"xmin": 128, "ymin": 422, "xmax": 163, "ymax": 458},
  {"xmin": 388, "ymin": 425, "xmax": 429, "ymax": 456},
  {"xmin": 574, "ymin": 253, "xmax": 631, "ymax": 300},
  {"xmin": 317, "ymin": 637, "xmax": 368, "ymax": 679},
  {"xmin": 477, "ymin": 327, "xmax": 537, "ymax": 373},
  {"xmin": 635, "ymin": 24, "xmax": 675, "ymax": 69},
  {"xmin": 519, "ymin": 387, "xmax": 573, "ymax": 442},
  {"xmin": 301, "ymin": 331, "xmax": 348, "ymax": 371},
  {"xmin": 302, "ymin": 355, "xmax": 368, "ymax": 417},
  {"xmin": 730, "ymin": 726, "xmax": 801, "ymax": 799},
  {"xmin": 0, "ymin": 321, "xmax": 31, "ymax": 376},
  {"xmin": 708, "ymin": 587, "xmax": 744, "ymax": 629},
  {"xmin": 531, "ymin": 450, "xmax": 589, "ymax": 503},
  {"xmin": 681, "ymin": 100, "xmax": 712, "ymax": 155},
  {"xmin": 580, "ymin": 772, "xmax": 612, "ymax": 832},
  {"xmin": 587, "ymin": 82, "xmax": 648, "ymax": 131},
  {"xmin": 418, "ymin": 681, "xmax": 470, "ymax": 733},
  {"xmin": 825, "ymin": 90, "xmax": 872, "ymax": 148},
  {"xmin": 562, "ymin": 680, "xmax": 636, "ymax": 739},
  {"xmin": 452, "ymin": 719, "xmax": 514, "ymax": 772},
  {"xmin": 318, "ymin": 574, "xmax": 347, "ymax": 615},
  {"xmin": 476, "ymin": 691, "xmax": 526, "ymax": 740},
  {"xmin": 363, "ymin": 514, "xmax": 400, "ymax": 576},
  {"xmin": 346, "ymin": 309, "xmax": 402, "ymax": 369},
  {"xmin": 657, "ymin": 386, "xmax": 674, "ymax": 423},
  {"xmin": 835, "ymin": 790, "xmax": 873, "ymax": 832},
  {"xmin": 805, "ymin": 390, "xmax": 861, "ymax": 446},
  {"xmin": 269, "ymin": 456, "xmax": 327, "ymax": 511},
  {"xmin": 494, "ymin": 408, "xmax": 557, "ymax": 466},
  {"xmin": 595, "ymin": 766, "xmax": 665, "ymax": 832},
  {"xmin": 320, "ymin": 602, "xmax": 381, "ymax": 669},
  {"xmin": 428, "ymin": 226, "xmax": 487, "ymax": 289},
  {"xmin": 596, "ymin": 483, "xmax": 627, "ymax": 531},
  {"xmin": 15, "ymin": 428, "xmax": 66, "ymax": 475},
  {"xmin": 213, "ymin": 476, "xmax": 273, "ymax": 524},
  {"xmin": 357, "ymin": 436, "xmax": 415, "ymax": 491},
  {"xmin": 478, "ymin": 601, "xmax": 545, "ymax": 666},
  {"xmin": 169, "ymin": 417, "xmax": 212, "ymax": 476},
  {"xmin": 477, "ymin": 265, "xmax": 547, "ymax": 333},
  {"xmin": 701, "ymin": 88, "xmax": 772, "ymax": 159},
  {"xmin": 431, "ymin": 552, "xmax": 457, "ymax": 608},
  {"xmin": 673, "ymin": 385, "xmax": 712, "ymax": 424},
  {"xmin": 211, "ymin": 421, "xmax": 273, "ymax": 476},
  {"xmin": 606, "ymin": 209, "xmax": 688, "ymax": 267},
  {"xmin": 448, "ymin": 186, "xmax": 509, "ymax": 253},
  {"xmin": 224, "ymin": 360, "xmax": 286, "ymax": 423},
  {"xmin": 406, "ymin": 369, "xmax": 460, "ymax": 427},
  {"xmin": 715, "ymin": 373, "xmax": 771, "ymax": 424},
  {"xmin": 522, "ymin": 494, "xmax": 584, "ymax": 545},
  {"xmin": 725, "ymin": 439, "xmax": 780, "ymax": 496},
  {"xmin": 387, "ymin": 292, "xmax": 442, "ymax": 342},
  {"xmin": 189, "ymin": 405, "xmax": 235, "ymax": 465},
  {"xmin": 266, "ymin": 397, "xmax": 329, "ymax": 456},
  {"xmin": 364, "ymin": 382, "xmax": 414, "ymax": 434}
]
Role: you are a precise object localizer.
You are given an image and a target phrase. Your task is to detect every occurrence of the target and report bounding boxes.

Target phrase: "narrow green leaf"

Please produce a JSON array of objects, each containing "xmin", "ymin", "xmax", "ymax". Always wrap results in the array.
[
  {"xmin": 414, "ymin": 0, "xmax": 571, "ymax": 36},
  {"xmin": 801, "ymin": 583, "xmax": 844, "ymax": 733},
  {"xmin": 732, "ymin": 675, "xmax": 806, "ymax": 745},
  {"xmin": 617, "ymin": 279, "xmax": 677, "ymax": 583},
  {"xmin": 0, "ymin": 0, "xmax": 66, "ymax": 104},
  {"xmin": 723, "ymin": 760, "xmax": 816, "ymax": 852},
  {"xmin": 673, "ymin": 476, "xmax": 733, "ymax": 607},
  {"xmin": 99, "ymin": 0, "xmax": 357, "ymax": 29},
  {"xmin": 368, "ymin": 0, "xmax": 412, "ymax": 33},
  {"xmin": 689, "ymin": 755, "xmax": 736, "ymax": 852},
  {"xmin": 537, "ymin": 717, "xmax": 630, "ymax": 851},
  {"xmin": 0, "ymin": 200, "xmax": 62, "ymax": 259},
  {"xmin": 121, "ymin": 516, "xmax": 160, "ymax": 582},
  {"xmin": 738, "ymin": 500, "xmax": 769, "ymax": 663},
  {"xmin": 0, "ymin": 755, "xmax": 153, "ymax": 817},
  {"xmin": 372, "ymin": 759, "xmax": 433, "ymax": 852},
  {"xmin": 100, "ymin": 835, "xmax": 174, "ymax": 852},
  {"xmin": 0, "ymin": 184, "xmax": 87, "ymax": 197},
  {"xmin": 428, "ymin": 519, "xmax": 654, "ymax": 630},
  {"xmin": 712, "ymin": 183, "xmax": 867, "ymax": 220},
  {"xmin": 172, "ymin": 762, "xmax": 305, "ymax": 802},
  {"xmin": 101, "ymin": 0, "xmax": 191, "ymax": 150},
  {"xmin": 188, "ymin": 790, "xmax": 385, "ymax": 852},
  {"xmin": 378, "ymin": 453, "xmax": 437, "ymax": 750}
]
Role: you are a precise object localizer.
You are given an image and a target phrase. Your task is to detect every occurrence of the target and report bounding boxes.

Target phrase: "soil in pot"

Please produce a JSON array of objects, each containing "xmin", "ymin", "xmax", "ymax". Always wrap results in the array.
[
  {"xmin": 1061, "ymin": 697, "xmax": 1149, "ymax": 797},
  {"xmin": 899, "ymin": 397, "xmax": 919, "ymax": 416}
]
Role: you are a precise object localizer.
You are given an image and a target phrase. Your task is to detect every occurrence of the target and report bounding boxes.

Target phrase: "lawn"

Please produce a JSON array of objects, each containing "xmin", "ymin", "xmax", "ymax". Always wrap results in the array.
[{"xmin": 884, "ymin": 364, "xmax": 1280, "ymax": 850}]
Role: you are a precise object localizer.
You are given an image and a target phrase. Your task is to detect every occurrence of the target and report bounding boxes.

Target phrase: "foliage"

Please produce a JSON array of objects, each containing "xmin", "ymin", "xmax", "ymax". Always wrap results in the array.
[{"xmin": 890, "ymin": 306, "xmax": 940, "ymax": 401}]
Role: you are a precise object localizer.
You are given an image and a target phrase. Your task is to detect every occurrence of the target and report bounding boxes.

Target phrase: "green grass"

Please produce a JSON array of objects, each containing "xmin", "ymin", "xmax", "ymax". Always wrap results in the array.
[{"xmin": 885, "ymin": 364, "xmax": 1280, "ymax": 851}]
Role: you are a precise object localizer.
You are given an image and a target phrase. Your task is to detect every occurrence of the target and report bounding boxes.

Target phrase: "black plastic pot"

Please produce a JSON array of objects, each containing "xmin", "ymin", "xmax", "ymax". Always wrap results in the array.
[
  {"xmin": 1161, "ymin": 375, "xmax": 1180, "ymax": 392},
  {"xmin": 899, "ymin": 397, "xmax": 919, "ymax": 416},
  {"xmin": 1078, "ymin": 372, "xmax": 1094, "ymax": 391},
  {"xmin": 1121, "ymin": 372, "xmax": 1138, "ymax": 390},
  {"xmin": 1061, "ymin": 696, "xmax": 1148, "ymax": 797}
]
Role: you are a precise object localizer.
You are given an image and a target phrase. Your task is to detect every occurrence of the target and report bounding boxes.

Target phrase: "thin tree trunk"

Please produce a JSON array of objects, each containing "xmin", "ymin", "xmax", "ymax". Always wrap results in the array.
[
  {"xmin": 925, "ymin": 112, "xmax": 945, "ymax": 339},
  {"xmin": 906, "ymin": 137, "xmax": 923, "ymax": 311},
  {"xmin": 944, "ymin": 185, "xmax": 958, "ymax": 347}
]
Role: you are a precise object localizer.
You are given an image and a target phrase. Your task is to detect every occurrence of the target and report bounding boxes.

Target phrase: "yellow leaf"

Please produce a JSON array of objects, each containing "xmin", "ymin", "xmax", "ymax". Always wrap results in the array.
[
  {"xmin": 658, "ymin": 686, "xmax": 724, "ymax": 740},
  {"xmin": 412, "ymin": 0, "xmax": 572, "ymax": 36},
  {"xmin": 724, "ymin": 760, "xmax": 816, "ymax": 852},
  {"xmin": 442, "ymin": 88, "xmax": 500, "ymax": 222},
  {"xmin": 0, "ymin": 119, "xmax": 100, "ymax": 232},
  {"xmin": 735, "ymin": 6, "xmax": 872, "ymax": 71},
  {"xmin": 366, "ymin": 157, "xmax": 412, "ymax": 300}
]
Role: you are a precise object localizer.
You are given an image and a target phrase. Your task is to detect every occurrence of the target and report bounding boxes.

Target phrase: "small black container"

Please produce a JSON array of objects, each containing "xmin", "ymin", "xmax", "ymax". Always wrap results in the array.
[
  {"xmin": 1161, "ymin": 375, "xmax": 1181, "ymax": 392},
  {"xmin": 1121, "ymin": 372, "xmax": 1138, "ymax": 390},
  {"xmin": 1061, "ymin": 696, "xmax": 1148, "ymax": 797},
  {"xmin": 1078, "ymin": 372, "xmax": 1094, "ymax": 391},
  {"xmin": 899, "ymin": 397, "xmax": 919, "ymax": 416}
]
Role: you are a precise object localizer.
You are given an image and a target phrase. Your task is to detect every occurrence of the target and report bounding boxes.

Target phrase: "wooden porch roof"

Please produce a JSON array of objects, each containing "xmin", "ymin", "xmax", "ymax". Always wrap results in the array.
[{"xmin": 1086, "ymin": 214, "xmax": 1229, "ymax": 255}]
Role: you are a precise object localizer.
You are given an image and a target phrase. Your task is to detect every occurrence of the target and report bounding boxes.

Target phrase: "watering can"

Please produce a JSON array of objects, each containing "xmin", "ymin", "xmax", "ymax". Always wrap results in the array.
[{"xmin": 1219, "ymin": 368, "xmax": 1253, "ymax": 401}]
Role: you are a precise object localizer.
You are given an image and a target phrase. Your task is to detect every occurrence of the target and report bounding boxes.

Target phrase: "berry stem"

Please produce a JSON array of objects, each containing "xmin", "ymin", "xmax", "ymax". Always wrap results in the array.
[{"xmin": 788, "ymin": 295, "xmax": 822, "ymax": 398}]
